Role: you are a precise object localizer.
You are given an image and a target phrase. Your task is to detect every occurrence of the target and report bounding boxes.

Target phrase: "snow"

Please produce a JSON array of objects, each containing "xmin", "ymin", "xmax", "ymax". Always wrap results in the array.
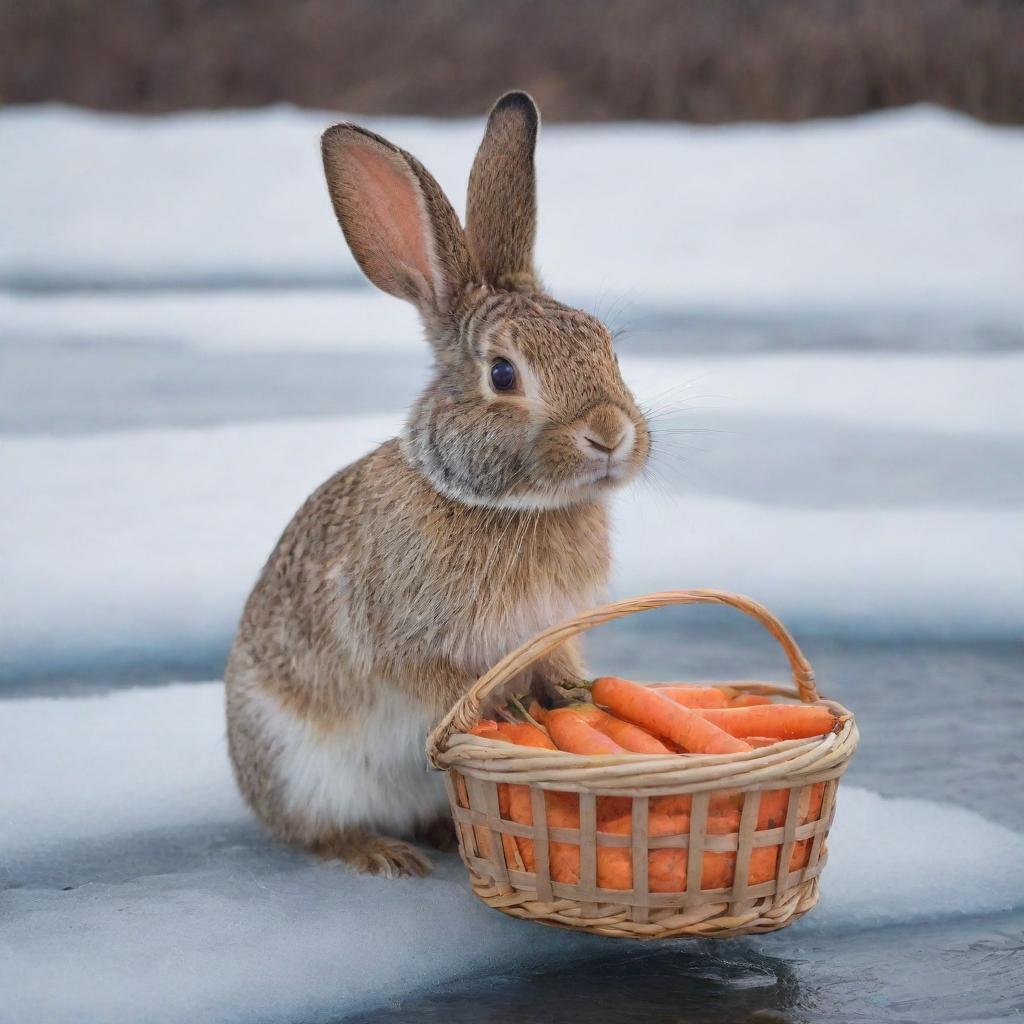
[
  {"xmin": 3, "ymin": 104, "xmax": 1024, "ymax": 310},
  {"xmin": 2, "ymin": 684, "xmax": 240, "ymax": 854},
  {"xmin": 1, "ymin": 682, "xmax": 1021, "ymax": 1024}
]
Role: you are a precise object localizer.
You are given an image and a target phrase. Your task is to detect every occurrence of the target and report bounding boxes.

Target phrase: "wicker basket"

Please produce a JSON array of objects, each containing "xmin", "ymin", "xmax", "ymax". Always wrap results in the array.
[{"xmin": 427, "ymin": 589, "xmax": 858, "ymax": 940}]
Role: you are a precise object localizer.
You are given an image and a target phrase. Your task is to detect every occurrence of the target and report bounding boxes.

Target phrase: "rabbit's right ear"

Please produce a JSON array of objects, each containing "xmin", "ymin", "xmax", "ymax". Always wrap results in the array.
[{"xmin": 321, "ymin": 124, "xmax": 477, "ymax": 316}]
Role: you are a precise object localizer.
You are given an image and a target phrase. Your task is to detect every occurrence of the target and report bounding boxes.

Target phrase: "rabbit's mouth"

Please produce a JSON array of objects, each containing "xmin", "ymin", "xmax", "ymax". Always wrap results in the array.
[
  {"xmin": 587, "ymin": 462, "xmax": 636, "ymax": 488},
  {"xmin": 548, "ymin": 458, "xmax": 643, "ymax": 503}
]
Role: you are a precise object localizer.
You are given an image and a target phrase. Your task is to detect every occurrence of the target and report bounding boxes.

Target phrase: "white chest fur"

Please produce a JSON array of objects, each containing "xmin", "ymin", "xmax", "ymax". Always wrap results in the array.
[{"xmin": 253, "ymin": 685, "xmax": 447, "ymax": 835}]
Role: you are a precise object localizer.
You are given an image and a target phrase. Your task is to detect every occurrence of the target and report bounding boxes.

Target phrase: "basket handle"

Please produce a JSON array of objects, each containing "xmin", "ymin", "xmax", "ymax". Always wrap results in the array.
[{"xmin": 428, "ymin": 589, "xmax": 817, "ymax": 764}]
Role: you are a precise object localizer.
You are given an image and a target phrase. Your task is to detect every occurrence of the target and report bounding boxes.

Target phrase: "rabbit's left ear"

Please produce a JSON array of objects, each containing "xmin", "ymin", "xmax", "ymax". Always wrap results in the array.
[{"xmin": 466, "ymin": 91, "xmax": 540, "ymax": 293}]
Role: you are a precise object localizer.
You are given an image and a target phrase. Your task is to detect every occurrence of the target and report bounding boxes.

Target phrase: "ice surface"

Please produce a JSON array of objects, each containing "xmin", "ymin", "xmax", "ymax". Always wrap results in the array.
[
  {"xmin": 3, "ymin": 386, "xmax": 1023, "ymax": 676},
  {"xmin": 4, "ymin": 102, "xmax": 1023, "ymax": 1023},
  {"xmin": 1, "ymin": 682, "xmax": 1021, "ymax": 1024},
  {"xmin": 3, "ymin": 105, "xmax": 1023, "ymax": 310},
  {"xmin": 0, "ymin": 287, "xmax": 420, "ymax": 353}
]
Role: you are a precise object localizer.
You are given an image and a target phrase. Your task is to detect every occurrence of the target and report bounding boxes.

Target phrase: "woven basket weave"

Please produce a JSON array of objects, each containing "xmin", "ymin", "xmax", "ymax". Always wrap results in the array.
[{"xmin": 427, "ymin": 589, "xmax": 858, "ymax": 940}]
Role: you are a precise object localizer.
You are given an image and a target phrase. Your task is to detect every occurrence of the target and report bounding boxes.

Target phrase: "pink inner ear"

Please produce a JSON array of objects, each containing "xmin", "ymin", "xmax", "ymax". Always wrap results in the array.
[{"xmin": 349, "ymin": 144, "xmax": 433, "ymax": 300}]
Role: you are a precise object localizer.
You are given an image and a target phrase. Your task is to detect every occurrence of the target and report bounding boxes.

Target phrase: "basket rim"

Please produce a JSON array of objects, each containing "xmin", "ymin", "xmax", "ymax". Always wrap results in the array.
[{"xmin": 435, "ymin": 687, "xmax": 858, "ymax": 791}]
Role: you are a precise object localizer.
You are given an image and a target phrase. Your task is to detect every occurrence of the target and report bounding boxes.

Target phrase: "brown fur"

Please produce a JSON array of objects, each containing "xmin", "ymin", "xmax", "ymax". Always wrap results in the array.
[{"xmin": 225, "ymin": 92, "xmax": 650, "ymax": 878}]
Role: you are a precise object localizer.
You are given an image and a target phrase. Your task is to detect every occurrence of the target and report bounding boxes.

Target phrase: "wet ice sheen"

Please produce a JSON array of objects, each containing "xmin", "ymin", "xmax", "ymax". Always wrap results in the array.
[{"xmin": 1, "ymin": 683, "xmax": 1022, "ymax": 1023}]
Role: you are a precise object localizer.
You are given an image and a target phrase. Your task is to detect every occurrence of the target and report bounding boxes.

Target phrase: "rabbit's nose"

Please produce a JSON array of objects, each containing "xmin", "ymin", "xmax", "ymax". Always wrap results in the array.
[
  {"xmin": 584, "ymin": 433, "xmax": 619, "ymax": 455},
  {"xmin": 580, "ymin": 409, "xmax": 634, "ymax": 460}
]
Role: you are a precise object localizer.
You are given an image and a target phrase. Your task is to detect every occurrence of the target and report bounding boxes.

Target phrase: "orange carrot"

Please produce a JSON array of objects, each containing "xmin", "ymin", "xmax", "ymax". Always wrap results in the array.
[
  {"xmin": 649, "ymin": 685, "xmax": 730, "ymax": 709},
  {"xmin": 545, "ymin": 708, "xmax": 634, "ymax": 820},
  {"xmin": 595, "ymin": 809, "xmax": 772, "ymax": 891},
  {"xmin": 790, "ymin": 839, "xmax": 812, "ymax": 871},
  {"xmin": 489, "ymin": 721, "xmax": 563, "ymax": 872},
  {"xmin": 468, "ymin": 719, "xmax": 500, "ymax": 737},
  {"xmin": 651, "ymin": 789, "xmax": 743, "ymax": 817},
  {"xmin": 756, "ymin": 789, "xmax": 791, "ymax": 829},
  {"xmin": 591, "ymin": 677, "xmax": 752, "ymax": 755},
  {"xmin": 692, "ymin": 704, "xmax": 836, "ymax": 740},
  {"xmin": 495, "ymin": 721, "xmax": 557, "ymax": 748},
  {"xmin": 571, "ymin": 703, "xmax": 674, "ymax": 754},
  {"xmin": 546, "ymin": 706, "xmax": 627, "ymax": 755}
]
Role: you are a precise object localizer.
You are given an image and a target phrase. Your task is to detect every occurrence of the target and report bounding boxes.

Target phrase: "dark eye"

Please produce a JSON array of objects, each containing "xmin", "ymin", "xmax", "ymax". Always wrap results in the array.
[{"xmin": 490, "ymin": 358, "xmax": 517, "ymax": 392}]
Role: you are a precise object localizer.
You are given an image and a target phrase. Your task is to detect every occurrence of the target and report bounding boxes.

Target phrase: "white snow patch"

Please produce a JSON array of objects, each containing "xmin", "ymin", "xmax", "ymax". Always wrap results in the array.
[
  {"xmin": 2, "ymin": 105, "xmax": 1023, "ymax": 310},
  {"xmin": 1, "ymin": 682, "xmax": 1021, "ymax": 1023},
  {"xmin": 1, "ymin": 683, "xmax": 242, "ymax": 854},
  {"xmin": 810, "ymin": 788, "xmax": 1024, "ymax": 931}
]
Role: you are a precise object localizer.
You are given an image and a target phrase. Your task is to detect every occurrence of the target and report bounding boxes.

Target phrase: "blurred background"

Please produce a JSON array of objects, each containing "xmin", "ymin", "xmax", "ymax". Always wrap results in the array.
[
  {"xmin": 4, "ymin": 0, "xmax": 1024, "ymax": 121},
  {"xmin": 2, "ymin": 4, "xmax": 1023, "ymax": 1024}
]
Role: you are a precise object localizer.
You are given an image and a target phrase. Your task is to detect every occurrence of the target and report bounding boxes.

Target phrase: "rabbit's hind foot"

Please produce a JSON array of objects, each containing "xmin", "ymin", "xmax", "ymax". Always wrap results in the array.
[{"xmin": 309, "ymin": 828, "xmax": 433, "ymax": 879}]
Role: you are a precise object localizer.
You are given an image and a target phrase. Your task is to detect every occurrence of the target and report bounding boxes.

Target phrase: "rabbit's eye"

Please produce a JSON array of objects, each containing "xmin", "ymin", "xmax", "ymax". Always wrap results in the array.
[{"xmin": 490, "ymin": 358, "xmax": 517, "ymax": 392}]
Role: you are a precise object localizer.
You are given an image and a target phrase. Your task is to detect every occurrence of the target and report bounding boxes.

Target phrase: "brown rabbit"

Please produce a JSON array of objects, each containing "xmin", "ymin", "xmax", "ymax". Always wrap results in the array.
[{"xmin": 225, "ymin": 92, "xmax": 650, "ymax": 877}]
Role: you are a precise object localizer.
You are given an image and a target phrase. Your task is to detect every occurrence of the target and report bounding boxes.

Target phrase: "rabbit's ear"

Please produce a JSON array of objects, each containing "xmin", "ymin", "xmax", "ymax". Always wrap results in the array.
[
  {"xmin": 466, "ymin": 91, "xmax": 540, "ymax": 293},
  {"xmin": 322, "ymin": 124, "xmax": 477, "ymax": 315}
]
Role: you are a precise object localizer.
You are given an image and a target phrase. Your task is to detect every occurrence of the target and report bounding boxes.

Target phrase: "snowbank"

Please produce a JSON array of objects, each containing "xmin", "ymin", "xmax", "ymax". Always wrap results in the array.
[
  {"xmin": 3, "ymin": 104, "xmax": 1023, "ymax": 310},
  {"xmin": 1, "ymin": 682, "xmax": 1021, "ymax": 1024}
]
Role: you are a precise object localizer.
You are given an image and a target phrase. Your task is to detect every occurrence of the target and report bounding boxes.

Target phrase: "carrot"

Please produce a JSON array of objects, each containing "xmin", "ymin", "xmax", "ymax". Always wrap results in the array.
[
  {"xmin": 506, "ymin": 787, "xmax": 581, "ymax": 879},
  {"xmin": 591, "ymin": 677, "xmax": 752, "ymax": 755},
  {"xmin": 546, "ymin": 707, "xmax": 627, "ymax": 755},
  {"xmin": 487, "ymin": 720, "xmax": 569, "ymax": 872},
  {"xmin": 595, "ymin": 809, "xmax": 774, "ymax": 891},
  {"xmin": 595, "ymin": 812, "xmax": 689, "ymax": 890},
  {"xmin": 729, "ymin": 693, "xmax": 774, "ymax": 708},
  {"xmin": 468, "ymin": 719, "xmax": 500, "ymax": 737},
  {"xmin": 495, "ymin": 721, "xmax": 557, "ymax": 748},
  {"xmin": 790, "ymin": 839, "xmax": 812, "ymax": 871},
  {"xmin": 570, "ymin": 703, "xmax": 674, "ymax": 754},
  {"xmin": 739, "ymin": 780, "xmax": 826, "ymax": 832},
  {"xmin": 755, "ymin": 789, "xmax": 791, "ymax": 829},
  {"xmin": 649, "ymin": 685, "xmax": 730, "ymax": 709},
  {"xmin": 692, "ymin": 704, "xmax": 836, "ymax": 740},
  {"xmin": 545, "ymin": 708, "xmax": 635, "ymax": 820},
  {"xmin": 650, "ymin": 789, "xmax": 743, "ymax": 817}
]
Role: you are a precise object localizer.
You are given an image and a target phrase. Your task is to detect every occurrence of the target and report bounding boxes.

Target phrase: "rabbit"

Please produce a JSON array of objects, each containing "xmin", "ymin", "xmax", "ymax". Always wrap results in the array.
[{"xmin": 225, "ymin": 91, "xmax": 651, "ymax": 878}]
